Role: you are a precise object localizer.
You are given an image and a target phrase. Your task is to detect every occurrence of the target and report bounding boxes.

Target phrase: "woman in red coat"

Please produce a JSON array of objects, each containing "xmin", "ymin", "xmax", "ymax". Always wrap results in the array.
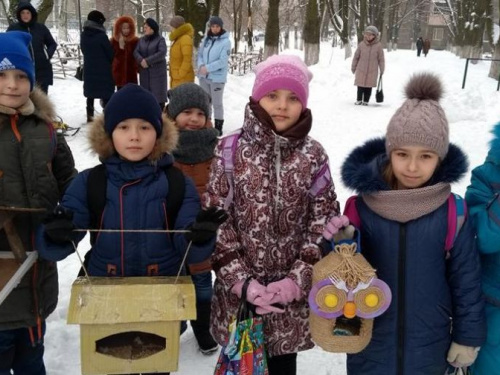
[{"xmin": 111, "ymin": 16, "xmax": 139, "ymax": 89}]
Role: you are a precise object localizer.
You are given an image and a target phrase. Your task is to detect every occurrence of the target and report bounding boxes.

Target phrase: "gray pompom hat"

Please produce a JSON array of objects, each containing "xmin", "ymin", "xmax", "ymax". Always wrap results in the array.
[
  {"xmin": 385, "ymin": 72, "xmax": 449, "ymax": 159},
  {"xmin": 364, "ymin": 25, "xmax": 379, "ymax": 36}
]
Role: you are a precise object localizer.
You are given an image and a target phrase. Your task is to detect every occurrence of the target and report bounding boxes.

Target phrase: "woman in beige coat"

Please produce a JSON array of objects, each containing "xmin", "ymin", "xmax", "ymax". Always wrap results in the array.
[{"xmin": 351, "ymin": 25, "xmax": 385, "ymax": 105}]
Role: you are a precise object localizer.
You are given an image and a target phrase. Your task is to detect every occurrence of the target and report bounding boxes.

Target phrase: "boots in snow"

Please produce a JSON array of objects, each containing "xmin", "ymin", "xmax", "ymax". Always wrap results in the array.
[
  {"xmin": 191, "ymin": 302, "xmax": 218, "ymax": 355},
  {"xmin": 215, "ymin": 119, "xmax": 224, "ymax": 135}
]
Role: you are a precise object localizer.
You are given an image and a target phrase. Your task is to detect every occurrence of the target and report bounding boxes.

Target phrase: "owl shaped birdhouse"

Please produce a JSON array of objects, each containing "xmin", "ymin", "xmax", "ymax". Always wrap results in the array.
[
  {"xmin": 67, "ymin": 276, "xmax": 196, "ymax": 375},
  {"xmin": 309, "ymin": 238, "xmax": 391, "ymax": 353}
]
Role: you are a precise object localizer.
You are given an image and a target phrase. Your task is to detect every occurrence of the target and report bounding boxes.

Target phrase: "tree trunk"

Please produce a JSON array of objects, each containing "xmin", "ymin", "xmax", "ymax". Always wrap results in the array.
[
  {"xmin": 344, "ymin": 42, "xmax": 352, "ymax": 59},
  {"xmin": 264, "ymin": 0, "xmax": 280, "ymax": 59},
  {"xmin": 1, "ymin": 0, "xmax": 14, "ymax": 24},
  {"xmin": 58, "ymin": 0, "xmax": 68, "ymax": 41},
  {"xmin": 304, "ymin": 43, "xmax": 319, "ymax": 65},
  {"xmin": 247, "ymin": 0, "xmax": 254, "ymax": 52},
  {"xmin": 303, "ymin": 0, "xmax": 320, "ymax": 65},
  {"xmin": 489, "ymin": 41, "xmax": 500, "ymax": 80},
  {"xmin": 37, "ymin": 0, "xmax": 55, "ymax": 24},
  {"xmin": 8, "ymin": 0, "xmax": 19, "ymax": 22}
]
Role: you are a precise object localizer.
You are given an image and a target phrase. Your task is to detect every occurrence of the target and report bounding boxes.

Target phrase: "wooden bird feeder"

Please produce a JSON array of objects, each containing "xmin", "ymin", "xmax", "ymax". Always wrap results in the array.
[
  {"xmin": 0, "ymin": 207, "xmax": 43, "ymax": 306},
  {"xmin": 67, "ymin": 276, "xmax": 196, "ymax": 375}
]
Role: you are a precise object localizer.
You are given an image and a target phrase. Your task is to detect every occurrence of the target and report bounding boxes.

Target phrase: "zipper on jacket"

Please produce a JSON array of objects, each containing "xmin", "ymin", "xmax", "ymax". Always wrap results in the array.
[
  {"xmin": 119, "ymin": 179, "xmax": 141, "ymax": 276},
  {"xmin": 397, "ymin": 223, "xmax": 407, "ymax": 375},
  {"xmin": 206, "ymin": 37, "xmax": 217, "ymax": 68}
]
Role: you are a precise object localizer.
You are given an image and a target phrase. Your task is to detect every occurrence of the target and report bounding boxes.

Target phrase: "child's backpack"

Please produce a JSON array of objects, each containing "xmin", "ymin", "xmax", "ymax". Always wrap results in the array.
[
  {"xmin": 220, "ymin": 130, "xmax": 332, "ymax": 209},
  {"xmin": 309, "ymin": 231, "xmax": 392, "ymax": 353},
  {"xmin": 344, "ymin": 193, "xmax": 467, "ymax": 256},
  {"xmin": 78, "ymin": 163, "xmax": 185, "ymax": 275}
]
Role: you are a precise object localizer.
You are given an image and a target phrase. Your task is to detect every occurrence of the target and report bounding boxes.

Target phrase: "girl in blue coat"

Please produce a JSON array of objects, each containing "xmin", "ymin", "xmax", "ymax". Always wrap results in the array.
[
  {"xmin": 196, "ymin": 16, "xmax": 231, "ymax": 134},
  {"xmin": 328, "ymin": 73, "xmax": 485, "ymax": 375},
  {"xmin": 465, "ymin": 121, "xmax": 500, "ymax": 374},
  {"xmin": 37, "ymin": 84, "xmax": 225, "ymax": 300}
]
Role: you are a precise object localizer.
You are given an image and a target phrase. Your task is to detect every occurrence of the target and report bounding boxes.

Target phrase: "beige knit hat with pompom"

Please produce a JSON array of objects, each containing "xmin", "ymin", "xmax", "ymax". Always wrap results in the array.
[{"xmin": 385, "ymin": 72, "xmax": 449, "ymax": 159}]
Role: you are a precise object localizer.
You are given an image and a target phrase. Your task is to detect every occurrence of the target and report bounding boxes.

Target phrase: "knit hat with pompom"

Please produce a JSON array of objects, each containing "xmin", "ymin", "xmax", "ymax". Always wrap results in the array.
[{"xmin": 385, "ymin": 72, "xmax": 449, "ymax": 159}]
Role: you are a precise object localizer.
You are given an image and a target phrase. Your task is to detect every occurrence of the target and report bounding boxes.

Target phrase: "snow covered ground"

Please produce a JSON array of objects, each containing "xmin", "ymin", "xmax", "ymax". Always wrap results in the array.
[{"xmin": 42, "ymin": 43, "xmax": 500, "ymax": 374}]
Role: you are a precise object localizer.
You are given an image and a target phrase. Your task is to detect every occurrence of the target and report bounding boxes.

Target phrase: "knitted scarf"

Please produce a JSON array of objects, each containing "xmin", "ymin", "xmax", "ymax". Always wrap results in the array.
[
  {"xmin": 173, "ymin": 128, "xmax": 218, "ymax": 164},
  {"xmin": 362, "ymin": 182, "xmax": 451, "ymax": 223}
]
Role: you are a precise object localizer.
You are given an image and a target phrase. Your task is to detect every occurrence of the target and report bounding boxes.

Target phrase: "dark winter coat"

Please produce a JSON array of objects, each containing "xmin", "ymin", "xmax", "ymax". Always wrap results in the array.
[
  {"xmin": 36, "ymin": 112, "xmax": 214, "ymax": 277},
  {"xmin": 0, "ymin": 89, "xmax": 77, "ymax": 330},
  {"xmin": 204, "ymin": 103, "xmax": 340, "ymax": 356},
  {"xmin": 341, "ymin": 138, "xmax": 485, "ymax": 375},
  {"xmin": 351, "ymin": 37, "xmax": 385, "ymax": 88},
  {"xmin": 111, "ymin": 16, "xmax": 139, "ymax": 87},
  {"xmin": 7, "ymin": 3, "xmax": 57, "ymax": 87},
  {"xmin": 134, "ymin": 34, "xmax": 168, "ymax": 103},
  {"xmin": 416, "ymin": 38, "xmax": 424, "ymax": 51},
  {"xmin": 423, "ymin": 39, "xmax": 431, "ymax": 55},
  {"xmin": 80, "ymin": 20, "xmax": 115, "ymax": 99},
  {"xmin": 168, "ymin": 23, "xmax": 195, "ymax": 89}
]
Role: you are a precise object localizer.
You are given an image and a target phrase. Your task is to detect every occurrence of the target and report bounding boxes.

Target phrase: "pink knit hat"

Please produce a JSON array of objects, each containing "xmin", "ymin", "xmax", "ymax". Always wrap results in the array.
[{"xmin": 252, "ymin": 54, "xmax": 313, "ymax": 108}]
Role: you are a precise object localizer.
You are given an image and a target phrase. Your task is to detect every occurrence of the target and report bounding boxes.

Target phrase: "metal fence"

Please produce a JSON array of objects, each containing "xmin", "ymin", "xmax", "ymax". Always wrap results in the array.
[{"xmin": 462, "ymin": 58, "xmax": 500, "ymax": 91}]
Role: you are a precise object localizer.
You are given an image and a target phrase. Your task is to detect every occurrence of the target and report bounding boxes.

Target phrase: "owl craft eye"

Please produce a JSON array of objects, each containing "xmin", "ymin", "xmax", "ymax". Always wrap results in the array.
[
  {"xmin": 308, "ymin": 278, "xmax": 347, "ymax": 319},
  {"xmin": 354, "ymin": 278, "xmax": 392, "ymax": 319}
]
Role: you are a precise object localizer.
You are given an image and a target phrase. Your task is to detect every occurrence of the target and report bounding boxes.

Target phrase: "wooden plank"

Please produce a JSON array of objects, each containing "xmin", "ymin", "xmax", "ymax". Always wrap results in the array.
[
  {"xmin": 0, "ymin": 252, "xmax": 38, "ymax": 306},
  {"xmin": 67, "ymin": 276, "xmax": 196, "ymax": 324}
]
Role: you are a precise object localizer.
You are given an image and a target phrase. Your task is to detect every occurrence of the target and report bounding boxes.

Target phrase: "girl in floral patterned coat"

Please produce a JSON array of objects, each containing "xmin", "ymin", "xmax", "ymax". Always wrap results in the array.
[{"xmin": 204, "ymin": 54, "xmax": 340, "ymax": 375}]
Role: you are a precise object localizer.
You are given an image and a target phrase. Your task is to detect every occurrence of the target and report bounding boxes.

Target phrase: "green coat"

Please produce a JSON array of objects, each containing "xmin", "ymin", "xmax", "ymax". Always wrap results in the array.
[{"xmin": 0, "ymin": 88, "xmax": 77, "ymax": 330}]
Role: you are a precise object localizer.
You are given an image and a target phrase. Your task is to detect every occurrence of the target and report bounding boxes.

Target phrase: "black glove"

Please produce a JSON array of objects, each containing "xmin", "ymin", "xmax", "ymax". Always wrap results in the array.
[
  {"xmin": 43, "ymin": 205, "xmax": 75, "ymax": 244},
  {"xmin": 185, "ymin": 207, "xmax": 228, "ymax": 244}
]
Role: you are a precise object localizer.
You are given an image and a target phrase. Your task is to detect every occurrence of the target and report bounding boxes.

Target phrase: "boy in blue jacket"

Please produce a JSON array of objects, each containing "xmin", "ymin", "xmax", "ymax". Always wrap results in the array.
[
  {"xmin": 465, "ymin": 121, "xmax": 500, "ymax": 374},
  {"xmin": 325, "ymin": 73, "xmax": 485, "ymax": 375},
  {"xmin": 36, "ymin": 84, "xmax": 226, "ymax": 374}
]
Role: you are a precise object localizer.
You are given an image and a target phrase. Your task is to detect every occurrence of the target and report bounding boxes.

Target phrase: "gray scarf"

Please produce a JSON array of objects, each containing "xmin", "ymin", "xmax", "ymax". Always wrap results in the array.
[
  {"xmin": 173, "ymin": 128, "xmax": 219, "ymax": 164},
  {"xmin": 362, "ymin": 182, "xmax": 451, "ymax": 223}
]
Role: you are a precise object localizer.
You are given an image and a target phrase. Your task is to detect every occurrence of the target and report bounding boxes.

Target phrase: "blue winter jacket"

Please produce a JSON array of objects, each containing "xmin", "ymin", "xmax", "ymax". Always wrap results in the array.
[
  {"xmin": 341, "ymin": 138, "xmax": 485, "ymax": 375},
  {"xmin": 37, "ymin": 151, "xmax": 214, "ymax": 277},
  {"xmin": 466, "ymin": 122, "xmax": 500, "ymax": 304},
  {"xmin": 196, "ymin": 30, "xmax": 231, "ymax": 83}
]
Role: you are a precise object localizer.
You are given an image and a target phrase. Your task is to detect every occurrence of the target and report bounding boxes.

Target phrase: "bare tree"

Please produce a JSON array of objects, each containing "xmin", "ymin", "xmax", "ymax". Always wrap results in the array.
[
  {"xmin": 303, "ymin": 0, "xmax": 320, "ymax": 65},
  {"xmin": 1, "ymin": 0, "xmax": 14, "ymax": 24},
  {"xmin": 232, "ymin": 0, "xmax": 244, "ymax": 52},
  {"xmin": 264, "ymin": 0, "xmax": 280, "ymax": 58},
  {"xmin": 247, "ymin": 0, "xmax": 254, "ymax": 51},
  {"xmin": 326, "ymin": 0, "xmax": 352, "ymax": 59}
]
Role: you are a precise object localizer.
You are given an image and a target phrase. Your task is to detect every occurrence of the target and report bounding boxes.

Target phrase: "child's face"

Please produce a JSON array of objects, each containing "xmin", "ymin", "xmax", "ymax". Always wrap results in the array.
[
  {"xmin": 0, "ymin": 69, "xmax": 31, "ymax": 109},
  {"xmin": 364, "ymin": 32, "xmax": 376, "ymax": 42},
  {"xmin": 210, "ymin": 24, "xmax": 222, "ymax": 34},
  {"xmin": 111, "ymin": 118, "xmax": 157, "ymax": 162},
  {"xmin": 258, "ymin": 89, "xmax": 303, "ymax": 132},
  {"xmin": 20, "ymin": 9, "xmax": 32, "ymax": 23},
  {"xmin": 390, "ymin": 146, "xmax": 439, "ymax": 189},
  {"xmin": 175, "ymin": 108, "xmax": 207, "ymax": 130}
]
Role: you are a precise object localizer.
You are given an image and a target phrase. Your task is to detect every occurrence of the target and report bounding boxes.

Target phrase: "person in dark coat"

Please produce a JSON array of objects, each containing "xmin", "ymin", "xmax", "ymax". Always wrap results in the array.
[
  {"xmin": 134, "ymin": 18, "xmax": 168, "ymax": 109},
  {"xmin": 416, "ymin": 36, "xmax": 423, "ymax": 57},
  {"xmin": 326, "ymin": 73, "xmax": 485, "ymax": 375},
  {"xmin": 7, "ymin": 1, "xmax": 57, "ymax": 94},
  {"xmin": 0, "ymin": 31, "xmax": 77, "ymax": 375},
  {"xmin": 423, "ymin": 38, "xmax": 431, "ymax": 57},
  {"xmin": 81, "ymin": 10, "xmax": 115, "ymax": 123}
]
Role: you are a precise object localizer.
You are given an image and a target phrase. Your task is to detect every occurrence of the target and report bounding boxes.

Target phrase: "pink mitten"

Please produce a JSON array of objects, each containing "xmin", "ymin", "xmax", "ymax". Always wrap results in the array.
[
  {"xmin": 255, "ymin": 304, "xmax": 285, "ymax": 315},
  {"xmin": 265, "ymin": 278, "xmax": 302, "ymax": 305},
  {"xmin": 447, "ymin": 342, "xmax": 480, "ymax": 367},
  {"xmin": 231, "ymin": 279, "xmax": 274, "ymax": 306},
  {"xmin": 323, "ymin": 215, "xmax": 350, "ymax": 240}
]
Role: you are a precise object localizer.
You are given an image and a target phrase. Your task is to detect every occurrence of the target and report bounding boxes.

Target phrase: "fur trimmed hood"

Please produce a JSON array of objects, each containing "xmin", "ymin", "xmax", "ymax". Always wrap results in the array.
[
  {"xmin": 0, "ymin": 87, "xmax": 55, "ymax": 122},
  {"xmin": 112, "ymin": 15, "xmax": 138, "ymax": 42},
  {"xmin": 486, "ymin": 121, "xmax": 500, "ymax": 165},
  {"xmin": 169, "ymin": 22, "xmax": 194, "ymax": 41},
  {"xmin": 88, "ymin": 112, "xmax": 179, "ymax": 161},
  {"xmin": 341, "ymin": 137, "xmax": 468, "ymax": 194}
]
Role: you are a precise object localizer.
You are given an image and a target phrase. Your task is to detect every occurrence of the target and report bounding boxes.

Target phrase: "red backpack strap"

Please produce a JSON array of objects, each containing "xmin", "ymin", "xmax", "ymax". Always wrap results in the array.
[
  {"xmin": 445, "ymin": 193, "xmax": 467, "ymax": 254},
  {"xmin": 343, "ymin": 195, "xmax": 362, "ymax": 229},
  {"xmin": 221, "ymin": 130, "xmax": 242, "ymax": 210}
]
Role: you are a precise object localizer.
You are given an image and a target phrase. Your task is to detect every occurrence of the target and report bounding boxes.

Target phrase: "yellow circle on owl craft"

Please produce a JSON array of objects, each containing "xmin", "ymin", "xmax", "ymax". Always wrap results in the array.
[
  {"xmin": 365, "ymin": 293, "xmax": 379, "ymax": 307},
  {"xmin": 324, "ymin": 294, "xmax": 338, "ymax": 308}
]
